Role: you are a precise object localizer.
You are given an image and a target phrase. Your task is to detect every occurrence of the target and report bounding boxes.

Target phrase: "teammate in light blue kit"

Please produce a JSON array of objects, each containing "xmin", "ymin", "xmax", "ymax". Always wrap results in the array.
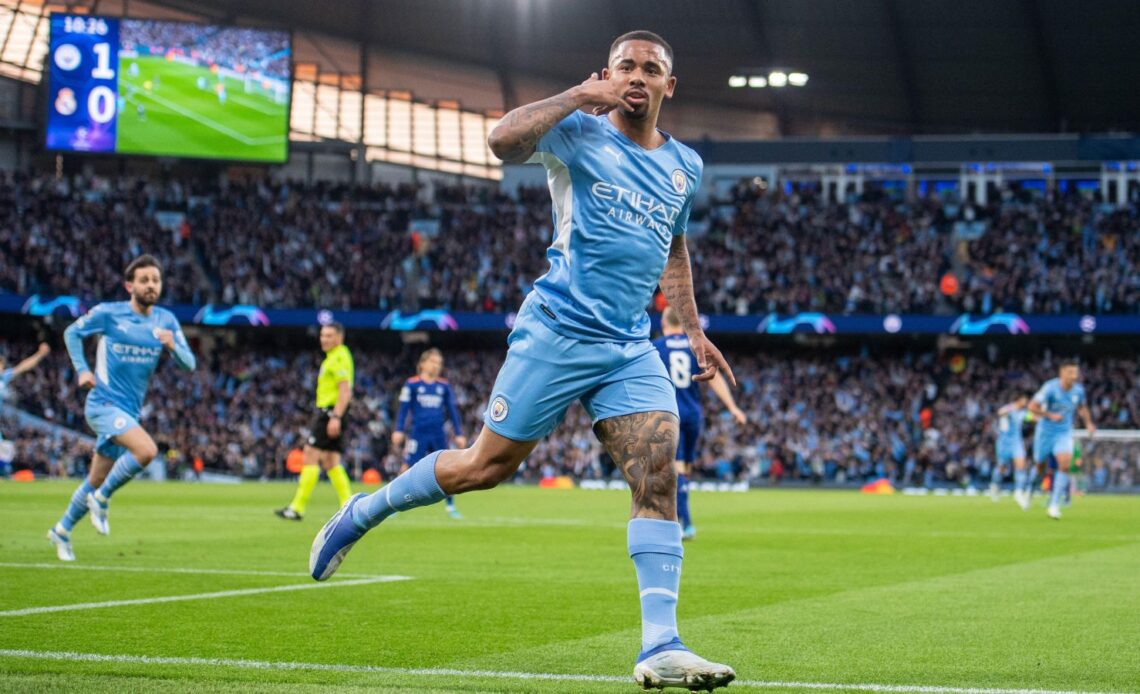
[
  {"xmin": 393, "ymin": 348, "xmax": 468, "ymax": 518},
  {"xmin": 0, "ymin": 342, "xmax": 52, "ymax": 420},
  {"xmin": 0, "ymin": 342, "xmax": 52, "ymax": 476},
  {"xmin": 48, "ymin": 255, "xmax": 196, "ymax": 561},
  {"xmin": 991, "ymin": 395, "xmax": 1029, "ymax": 506},
  {"xmin": 653, "ymin": 307, "xmax": 745, "ymax": 540},
  {"xmin": 311, "ymin": 31, "xmax": 737, "ymax": 690},
  {"xmin": 1027, "ymin": 361, "xmax": 1095, "ymax": 520}
]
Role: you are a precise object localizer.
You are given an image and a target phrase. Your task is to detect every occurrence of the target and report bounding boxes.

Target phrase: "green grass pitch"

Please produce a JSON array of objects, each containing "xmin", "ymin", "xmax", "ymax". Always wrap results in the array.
[
  {"xmin": 116, "ymin": 56, "xmax": 289, "ymax": 162},
  {"xmin": 1, "ymin": 482, "xmax": 1137, "ymax": 692}
]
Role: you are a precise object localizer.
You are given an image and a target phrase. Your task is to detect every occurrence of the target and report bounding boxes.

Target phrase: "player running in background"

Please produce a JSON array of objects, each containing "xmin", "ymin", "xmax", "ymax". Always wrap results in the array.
[
  {"xmin": 392, "ymin": 348, "xmax": 467, "ymax": 519},
  {"xmin": 0, "ymin": 342, "xmax": 52, "ymax": 421},
  {"xmin": 311, "ymin": 31, "xmax": 737, "ymax": 690},
  {"xmin": 1027, "ymin": 361, "xmax": 1095, "ymax": 520},
  {"xmin": 992, "ymin": 395, "xmax": 1029, "ymax": 507},
  {"xmin": 654, "ymin": 307, "xmax": 745, "ymax": 540},
  {"xmin": 275, "ymin": 323, "xmax": 354, "ymax": 521},
  {"xmin": 48, "ymin": 255, "xmax": 196, "ymax": 561}
]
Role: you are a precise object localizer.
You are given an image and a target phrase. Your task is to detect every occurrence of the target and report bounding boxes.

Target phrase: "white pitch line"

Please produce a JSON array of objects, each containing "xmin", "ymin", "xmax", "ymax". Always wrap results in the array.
[
  {"xmin": 125, "ymin": 90, "xmax": 285, "ymax": 146},
  {"xmin": 0, "ymin": 649, "xmax": 1119, "ymax": 694},
  {"xmin": 0, "ymin": 562, "xmax": 375, "ymax": 579},
  {"xmin": 0, "ymin": 575, "xmax": 409, "ymax": 617}
]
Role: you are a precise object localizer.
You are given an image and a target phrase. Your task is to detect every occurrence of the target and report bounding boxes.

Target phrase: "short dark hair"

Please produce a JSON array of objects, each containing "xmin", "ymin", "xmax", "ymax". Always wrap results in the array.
[
  {"xmin": 610, "ymin": 30, "xmax": 674, "ymax": 72},
  {"xmin": 124, "ymin": 254, "xmax": 161, "ymax": 281},
  {"xmin": 1059, "ymin": 360, "xmax": 1080, "ymax": 370},
  {"xmin": 322, "ymin": 322, "xmax": 345, "ymax": 336}
]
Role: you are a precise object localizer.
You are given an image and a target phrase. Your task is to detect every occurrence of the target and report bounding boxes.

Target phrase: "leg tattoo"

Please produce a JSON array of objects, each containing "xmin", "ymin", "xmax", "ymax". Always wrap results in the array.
[{"xmin": 595, "ymin": 411, "xmax": 679, "ymax": 520}]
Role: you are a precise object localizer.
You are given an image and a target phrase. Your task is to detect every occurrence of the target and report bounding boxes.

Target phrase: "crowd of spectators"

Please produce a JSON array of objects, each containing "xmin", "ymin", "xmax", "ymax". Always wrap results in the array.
[
  {"xmin": 699, "ymin": 180, "xmax": 1140, "ymax": 315},
  {"xmin": 2, "ymin": 335, "xmax": 1136, "ymax": 491},
  {"xmin": 3, "ymin": 172, "xmax": 1139, "ymax": 317},
  {"xmin": 121, "ymin": 22, "xmax": 290, "ymax": 80}
]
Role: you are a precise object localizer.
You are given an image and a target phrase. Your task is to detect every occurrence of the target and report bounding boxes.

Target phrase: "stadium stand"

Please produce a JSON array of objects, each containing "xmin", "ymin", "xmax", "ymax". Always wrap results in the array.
[
  {"xmin": 3, "ymin": 336, "xmax": 1136, "ymax": 491},
  {"xmin": 3, "ymin": 171, "xmax": 1139, "ymax": 315}
]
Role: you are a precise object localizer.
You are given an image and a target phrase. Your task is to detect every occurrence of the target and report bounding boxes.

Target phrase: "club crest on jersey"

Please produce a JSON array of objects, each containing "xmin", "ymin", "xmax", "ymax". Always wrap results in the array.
[
  {"xmin": 489, "ymin": 396, "xmax": 509, "ymax": 423},
  {"xmin": 113, "ymin": 417, "xmax": 127, "ymax": 430},
  {"xmin": 671, "ymin": 169, "xmax": 687, "ymax": 194}
]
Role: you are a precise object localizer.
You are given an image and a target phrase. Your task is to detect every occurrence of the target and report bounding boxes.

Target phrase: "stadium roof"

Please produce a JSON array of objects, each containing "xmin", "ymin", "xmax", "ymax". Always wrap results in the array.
[{"xmin": 143, "ymin": 0, "xmax": 1140, "ymax": 136}]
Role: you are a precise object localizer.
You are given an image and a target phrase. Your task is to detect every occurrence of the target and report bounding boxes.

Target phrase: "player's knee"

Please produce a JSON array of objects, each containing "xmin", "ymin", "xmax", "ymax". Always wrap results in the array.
[{"xmin": 135, "ymin": 442, "xmax": 158, "ymax": 465}]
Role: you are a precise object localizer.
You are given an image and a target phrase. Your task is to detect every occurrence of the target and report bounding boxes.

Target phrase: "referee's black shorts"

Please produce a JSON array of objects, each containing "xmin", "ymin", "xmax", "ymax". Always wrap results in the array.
[{"xmin": 307, "ymin": 408, "xmax": 347, "ymax": 453}]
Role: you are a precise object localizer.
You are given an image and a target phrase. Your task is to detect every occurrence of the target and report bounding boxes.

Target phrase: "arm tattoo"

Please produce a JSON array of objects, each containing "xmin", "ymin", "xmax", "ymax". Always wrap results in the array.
[
  {"xmin": 488, "ymin": 91, "xmax": 582, "ymax": 164},
  {"xmin": 594, "ymin": 411, "xmax": 679, "ymax": 520},
  {"xmin": 659, "ymin": 236, "xmax": 703, "ymax": 336}
]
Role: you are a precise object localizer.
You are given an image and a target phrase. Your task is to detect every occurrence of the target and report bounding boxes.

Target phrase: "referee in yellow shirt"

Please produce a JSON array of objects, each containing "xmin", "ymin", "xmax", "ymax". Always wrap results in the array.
[{"xmin": 275, "ymin": 323, "xmax": 354, "ymax": 520}]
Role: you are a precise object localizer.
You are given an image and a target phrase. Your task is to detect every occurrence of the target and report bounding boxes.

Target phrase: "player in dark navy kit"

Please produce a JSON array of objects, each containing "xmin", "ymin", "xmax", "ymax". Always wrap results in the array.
[
  {"xmin": 393, "ymin": 349, "xmax": 468, "ymax": 519},
  {"xmin": 653, "ymin": 307, "xmax": 745, "ymax": 541}
]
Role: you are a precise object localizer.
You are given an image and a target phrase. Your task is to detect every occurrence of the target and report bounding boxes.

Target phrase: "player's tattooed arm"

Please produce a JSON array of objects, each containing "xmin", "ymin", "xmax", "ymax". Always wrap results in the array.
[
  {"xmin": 659, "ymin": 237, "xmax": 737, "ymax": 386},
  {"xmin": 488, "ymin": 74, "xmax": 633, "ymax": 164},
  {"xmin": 659, "ymin": 236, "xmax": 702, "ymax": 335},
  {"xmin": 595, "ymin": 411, "xmax": 680, "ymax": 520},
  {"xmin": 487, "ymin": 91, "xmax": 582, "ymax": 164}
]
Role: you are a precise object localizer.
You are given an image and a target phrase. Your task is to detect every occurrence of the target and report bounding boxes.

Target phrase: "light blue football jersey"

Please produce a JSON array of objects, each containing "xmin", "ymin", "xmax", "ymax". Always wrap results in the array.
[
  {"xmin": 1031, "ymin": 378, "xmax": 1086, "ymax": 436},
  {"xmin": 0, "ymin": 368, "xmax": 13, "ymax": 407},
  {"xmin": 64, "ymin": 302, "xmax": 196, "ymax": 416},
  {"xmin": 996, "ymin": 406, "xmax": 1027, "ymax": 446},
  {"xmin": 527, "ymin": 110, "xmax": 703, "ymax": 342}
]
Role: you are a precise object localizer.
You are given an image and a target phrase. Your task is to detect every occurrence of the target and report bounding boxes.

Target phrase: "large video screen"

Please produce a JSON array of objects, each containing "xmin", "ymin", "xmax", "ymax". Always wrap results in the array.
[{"xmin": 45, "ymin": 14, "xmax": 291, "ymax": 163}]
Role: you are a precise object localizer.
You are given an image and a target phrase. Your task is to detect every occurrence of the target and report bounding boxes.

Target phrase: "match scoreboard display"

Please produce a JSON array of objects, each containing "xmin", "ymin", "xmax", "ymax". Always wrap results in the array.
[{"xmin": 45, "ymin": 14, "xmax": 291, "ymax": 163}]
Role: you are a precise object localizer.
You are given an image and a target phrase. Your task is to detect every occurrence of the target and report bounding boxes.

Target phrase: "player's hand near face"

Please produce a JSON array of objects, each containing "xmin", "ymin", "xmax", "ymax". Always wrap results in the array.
[
  {"xmin": 575, "ymin": 73, "xmax": 634, "ymax": 116},
  {"xmin": 690, "ymin": 333, "xmax": 736, "ymax": 387}
]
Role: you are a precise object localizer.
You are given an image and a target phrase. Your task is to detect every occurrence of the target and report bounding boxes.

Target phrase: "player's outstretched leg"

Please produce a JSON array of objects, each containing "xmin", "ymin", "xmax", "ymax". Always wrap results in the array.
[
  {"xmin": 48, "ymin": 479, "xmax": 92, "ymax": 561},
  {"xmin": 1012, "ymin": 461, "xmax": 1030, "ymax": 510},
  {"xmin": 677, "ymin": 472, "xmax": 694, "ymax": 540},
  {"xmin": 596, "ymin": 412, "xmax": 735, "ymax": 691},
  {"xmin": 87, "ymin": 429, "xmax": 158, "ymax": 536},
  {"xmin": 445, "ymin": 495, "xmax": 461, "ymax": 519},
  {"xmin": 1047, "ymin": 469, "xmax": 1069, "ymax": 520},
  {"xmin": 88, "ymin": 452, "xmax": 142, "ymax": 535},
  {"xmin": 310, "ymin": 431, "xmax": 535, "ymax": 580}
]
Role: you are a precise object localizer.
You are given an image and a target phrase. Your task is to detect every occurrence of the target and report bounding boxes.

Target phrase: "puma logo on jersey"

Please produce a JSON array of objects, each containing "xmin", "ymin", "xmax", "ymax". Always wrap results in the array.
[{"xmin": 602, "ymin": 145, "xmax": 624, "ymax": 166}]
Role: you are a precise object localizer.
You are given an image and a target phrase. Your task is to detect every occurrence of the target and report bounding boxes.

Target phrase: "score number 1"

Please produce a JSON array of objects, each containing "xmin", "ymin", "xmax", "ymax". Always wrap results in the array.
[{"xmin": 88, "ymin": 42, "xmax": 116, "ymax": 124}]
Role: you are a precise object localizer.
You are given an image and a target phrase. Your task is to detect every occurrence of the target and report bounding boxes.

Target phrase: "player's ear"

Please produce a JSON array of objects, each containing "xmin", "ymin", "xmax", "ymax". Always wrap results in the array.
[
  {"xmin": 601, "ymin": 67, "xmax": 611, "ymax": 80},
  {"xmin": 664, "ymin": 75, "xmax": 676, "ymax": 99}
]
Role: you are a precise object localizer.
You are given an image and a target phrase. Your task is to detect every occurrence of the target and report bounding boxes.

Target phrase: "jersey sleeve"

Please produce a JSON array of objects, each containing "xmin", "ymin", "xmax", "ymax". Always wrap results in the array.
[
  {"xmin": 672, "ymin": 158, "xmax": 703, "ymax": 237},
  {"xmin": 0, "ymin": 368, "xmax": 12, "ymax": 387},
  {"xmin": 164, "ymin": 312, "xmax": 197, "ymax": 371},
  {"xmin": 396, "ymin": 382, "xmax": 412, "ymax": 433},
  {"xmin": 526, "ymin": 110, "xmax": 585, "ymax": 167},
  {"xmin": 63, "ymin": 304, "xmax": 109, "ymax": 374},
  {"xmin": 445, "ymin": 384, "xmax": 463, "ymax": 435},
  {"xmin": 333, "ymin": 350, "xmax": 354, "ymax": 385},
  {"xmin": 1031, "ymin": 384, "xmax": 1050, "ymax": 406}
]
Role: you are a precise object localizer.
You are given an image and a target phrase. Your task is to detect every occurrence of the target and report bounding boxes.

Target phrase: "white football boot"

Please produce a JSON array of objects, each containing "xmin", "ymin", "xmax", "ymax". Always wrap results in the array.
[{"xmin": 634, "ymin": 649, "xmax": 736, "ymax": 691}]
